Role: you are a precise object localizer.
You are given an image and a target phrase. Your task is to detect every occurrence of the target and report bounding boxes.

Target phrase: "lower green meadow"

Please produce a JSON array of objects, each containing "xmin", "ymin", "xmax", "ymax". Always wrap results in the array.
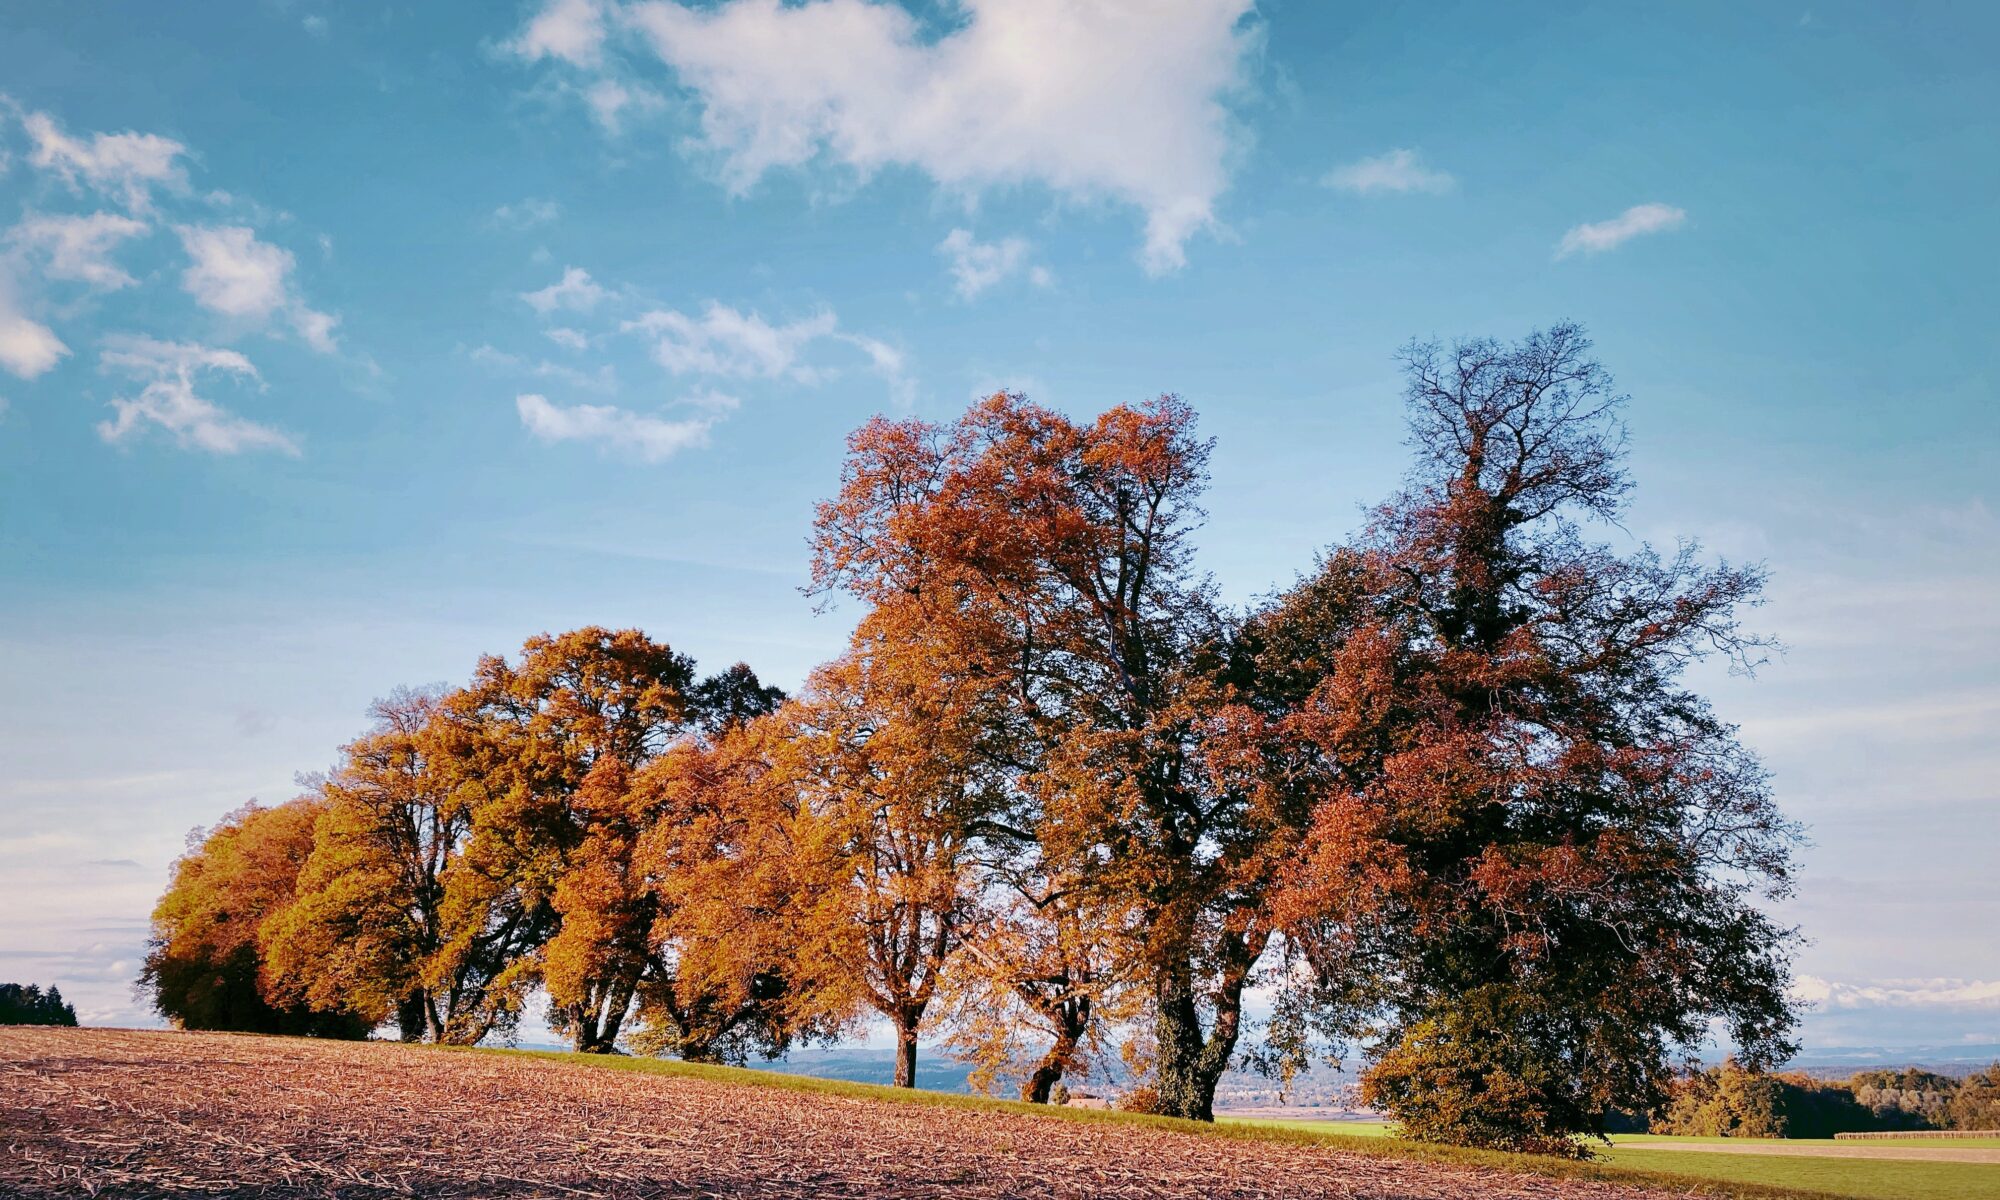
[{"xmin": 1216, "ymin": 1116, "xmax": 2000, "ymax": 1200}]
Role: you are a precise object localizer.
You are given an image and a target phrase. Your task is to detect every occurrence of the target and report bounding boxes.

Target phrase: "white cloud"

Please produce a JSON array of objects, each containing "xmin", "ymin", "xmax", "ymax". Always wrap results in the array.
[
  {"xmin": 544, "ymin": 326, "xmax": 590, "ymax": 351},
  {"xmin": 0, "ymin": 274, "xmax": 71, "ymax": 379},
  {"xmin": 289, "ymin": 306, "xmax": 340, "ymax": 354},
  {"xmin": 0, "ymin": 310, "xmax": 69, "ymax": 380},
  {"xmin": 491, "ymin": 198, "xmax": 563, "ymax": 230},
  {"xmin": 508, "ymin": 0, "xmax": 610, "ymax": 67},
  {"xmin": 937, "ymin": 228, "xmax": 1040, "ymax": 299},
  {"xmin": 1322, "ymin": 148, "xmax": 1454, "ymax": 196},
  {"xmin": 22, "ymin": 111, "xmax": 189, "ymax": 212},
  {"xmin": 516, "ymin": 391, "xmax": 711, "ymax": 461},
  {"xmin": 586, "ymin": 0, "xmax": 1257, "ymax": 274},
  {"xmin": 175, "ymin": 224, "xmax": 339, "ymax": 351},
  {"xmin": 623, "ymin": 301, "xmax": 837, "ymax": 380},
  {"xmin": 7, "ymin": 212, "xmax": 151, "ymax": 290},
  {"xmin": 176, "ymin": 224, "xmax": 292, "ymax": 318},
  {"xmin": 1557, "ymin": 202, "xmax": 1687, "ymax": 258},
  {"xmin": 302, "ymin": 14, "xmax": 329, "ymax": 38},
  {"xmin": 96, "ymin": 335, "xmax": 298, "ymax": 455},
  {"xmin": 521, "ymin": 266, "xmax": 609, "ymax": 314},
  {"xmin": 1794, "ymin": 977, "xmax": 2000, "ymax": 1011}
]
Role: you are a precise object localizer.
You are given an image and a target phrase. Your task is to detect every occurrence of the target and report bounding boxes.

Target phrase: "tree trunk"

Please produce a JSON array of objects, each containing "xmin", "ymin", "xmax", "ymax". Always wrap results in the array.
[
  {"xmin": 1020, "ymin": 1000, "xmax": 1087, "ymax": 1103},
  {"xmin": 1153, "ymin": 963, "xmax": 1215, "ymax": 1120},
  {"xmin": 893, "ymin": 1014, "xmax": 920, "ymax": 1088},
  {"xmin": 1022, "ymin": 1054, "xmax": 1065, "ymax": 1104}
]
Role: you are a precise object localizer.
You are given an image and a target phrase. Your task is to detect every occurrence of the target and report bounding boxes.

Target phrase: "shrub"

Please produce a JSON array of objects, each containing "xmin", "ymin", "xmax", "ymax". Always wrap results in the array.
[{"xmin": 1116, "ymin": 1085, "xmax": 1161, "ymax": 1115}]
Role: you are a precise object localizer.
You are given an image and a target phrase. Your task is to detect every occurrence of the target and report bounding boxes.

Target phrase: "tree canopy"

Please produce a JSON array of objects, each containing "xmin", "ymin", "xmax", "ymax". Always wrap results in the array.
[{"xmin": 143, "ymin": 325, "xmax": 1805, "ymax": 1152}]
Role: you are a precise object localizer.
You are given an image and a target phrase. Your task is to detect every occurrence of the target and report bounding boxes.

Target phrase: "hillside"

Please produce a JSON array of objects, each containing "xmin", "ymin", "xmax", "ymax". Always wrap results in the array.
[{"xmin": 4, "ymin": 1027, "xmax": 1719, "ymax": 1200}]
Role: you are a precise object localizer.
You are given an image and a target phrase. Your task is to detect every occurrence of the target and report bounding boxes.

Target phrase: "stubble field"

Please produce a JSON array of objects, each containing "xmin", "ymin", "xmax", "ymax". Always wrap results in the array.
[{"xmin": 4, "ymin": 1027, "xmax": 1708, "ymax": 1200}]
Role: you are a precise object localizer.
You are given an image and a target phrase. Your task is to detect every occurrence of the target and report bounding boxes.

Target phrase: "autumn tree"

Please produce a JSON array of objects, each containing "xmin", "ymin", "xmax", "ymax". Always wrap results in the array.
[
  {"xmin": 543, "ymin": 658, "xmax": 794, "ymax": 1058},
  {"xmin": 778, "ymin": 623, "xmax": 1009, "ymax": 1089},
  {"xmin": 1949, "ymin": 1064, "xmax": 2000, "ymax": 1131},
  {"xmin": 938, "ymin": 859, "xmax": 1132, "ymax": 1102},
  {"xmin": 1250, "ymin": 324, "xmax": 1799, "ymax": 1152},
  {"xmin": 265, "ymin": 688, "xmax": 541, "ymax": 1043},
  {"xmin": 141, "ymin": 797, "xmax": 370, "ymax": 1038},
  {"xmin": 460, "ymin": 628, "xmax": 705, "ymax": 1053},
  {"xmin": 811, "ymin": 393, "xmax": 1291, "ymax": 1118},
  {"xmin": 637, "ymin": 712, "xmax": 858, "ymax": 1063}
]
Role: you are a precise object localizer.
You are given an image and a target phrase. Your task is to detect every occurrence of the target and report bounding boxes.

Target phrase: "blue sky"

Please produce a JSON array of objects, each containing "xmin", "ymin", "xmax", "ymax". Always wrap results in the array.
[{"xmin": 0, "ymin": 0, "xmax": 1994, "ymax": 1055}]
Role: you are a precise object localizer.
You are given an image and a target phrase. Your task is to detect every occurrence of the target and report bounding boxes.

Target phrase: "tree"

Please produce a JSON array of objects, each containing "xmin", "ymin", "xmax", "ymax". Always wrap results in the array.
[
  {"xmin": 938, "ymin": 861, "xmax": 1132, "ymax": 1102},
  {"xmin": 460, "ymin": 627, "xmax": 704, "ymax": 1053},
  {"xmin": 265, "ymin": 688, "xmax": 540, "ymax": 1043},
  {"xmin": 1253, "ymin": 324, "xmax": 1800, "ymax": 1152},
  {"xmin": 782, "ymin": 626, "xmax": 1005, "ymax": 1088},
  {"xmin": 1949, "ymin": 1064, "xmax": 2000, "ymax": 1131},
  {"xmin": 1653, "ymin": 1062, "xmax": 1876, "ymax": 1139},
  {"xmin": 641, "ymin": 709, "xmax": 861, "ymax": 1062},
  {"xmin": 0, "ymin": 982, "xmax": 79, "ymax": 1027},
  {"xmin": 140, "ymin": 797, "xmax": 369, "ymax": 1037},
  {"xmin": 1850, "ymin": 1067, "xmax": 1956, "ymax": 1130},
  {"xmin": 811, "ymin": 392, "xmax": 1281, "ymax": 1119},
  {"xmin": 544, "ymin": 660, "xmax": 793, "ymax": 1059}
]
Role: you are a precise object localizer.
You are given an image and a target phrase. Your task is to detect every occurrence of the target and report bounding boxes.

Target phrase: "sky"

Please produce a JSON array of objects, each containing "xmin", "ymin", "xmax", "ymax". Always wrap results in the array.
[{"xmin": 0, "ymin": 0, "xmax": 1994, "ymax": 1057}]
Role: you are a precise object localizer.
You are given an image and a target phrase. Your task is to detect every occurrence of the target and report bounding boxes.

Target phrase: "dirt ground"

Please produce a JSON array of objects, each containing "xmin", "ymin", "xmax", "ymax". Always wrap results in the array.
[{"xmin": 1, "ymin": 1027, "xmax": 1688, "ymax": 1199}]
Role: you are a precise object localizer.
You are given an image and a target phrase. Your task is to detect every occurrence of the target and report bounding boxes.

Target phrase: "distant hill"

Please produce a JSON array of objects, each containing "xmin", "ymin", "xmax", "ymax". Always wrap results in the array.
[{"xmin": 1785, "ymin": 1044, "xmax": 2000, "ymax": 1080}]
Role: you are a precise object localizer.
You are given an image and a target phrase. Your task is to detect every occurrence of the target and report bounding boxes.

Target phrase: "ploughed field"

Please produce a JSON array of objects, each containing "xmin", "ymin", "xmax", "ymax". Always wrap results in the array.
[{"xmin": 3, "ymin": 1027, "xmax": 1687, "ymax": 1200}]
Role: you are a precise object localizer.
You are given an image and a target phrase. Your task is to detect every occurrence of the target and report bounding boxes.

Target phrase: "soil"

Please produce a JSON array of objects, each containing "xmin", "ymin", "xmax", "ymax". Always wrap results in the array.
[{"xmin": 2, "ymin": 1027, "xmax": 1689, "ymax": 1199}]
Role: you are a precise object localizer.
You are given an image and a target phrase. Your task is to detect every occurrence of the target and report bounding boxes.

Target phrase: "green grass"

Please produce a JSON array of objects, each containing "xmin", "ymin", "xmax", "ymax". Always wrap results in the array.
[
  {"xmin": 1212, "ymin": 1115, "xmax": 1999, "ymax": 1200},
  {"xmin": 1601, "ymin": 1146, "xmax": 1999, "ymax": 1200},
  {"xmin": 451, "ymin": 1045, "xmax": 1851, "ymax": 1199},
  {"xmin": 1613, "ymin": 1134, "xmax": 2000, "ymax": 1149}
]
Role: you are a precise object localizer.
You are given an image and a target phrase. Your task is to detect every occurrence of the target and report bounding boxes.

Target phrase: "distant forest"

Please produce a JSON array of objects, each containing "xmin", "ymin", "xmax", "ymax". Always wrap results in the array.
[{"xmin": 0, "ymin": 982, "xmax": 78, "ymax": 1027}]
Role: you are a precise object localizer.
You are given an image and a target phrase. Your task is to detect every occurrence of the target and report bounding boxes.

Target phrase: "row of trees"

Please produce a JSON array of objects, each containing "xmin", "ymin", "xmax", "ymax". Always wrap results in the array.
[
  {"xmin": 1651, "ymin": 1060, "xmax": 2000, "ymax": 1137},
  {"xmin": 0, "ymin": 982, "xmax": 78, "ymax": 1026},
  {"xmin": 146, "ymin": 324, "xmax": 1802, "ymax": 1153}
]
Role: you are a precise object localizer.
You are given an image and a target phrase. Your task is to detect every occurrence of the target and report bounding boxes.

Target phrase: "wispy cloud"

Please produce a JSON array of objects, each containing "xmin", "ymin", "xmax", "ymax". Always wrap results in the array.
[
  {"xmin": 516, "ymin": 391, "xmax": 713, "ymax": 461},
  {"xmin": 1322, "ymin": 148, "xmax": 1454, "ymax": 196},
  {"xmin": 1557, "ymin": 202, "xmax": 1687, "ymax": 257},
  {"xmin": 96, "ymin": 335, "xmax": 298, "ymax": 455},
  {"xmin": 490, "ymin": 198, "xmax": 563, "ymax": 230},
  {"xmin": 521, "ymin": 266, "xmax": 608, "ymax": 315},
  {"xmin": 469, "ymin": 342, "xmax": 619, "ymax": 393},
  {"xmin": 622, "ymin": 301, "xmax": 837, "ymax": 381},
  {"xmin": 7, "ymin": 212, "xmax": 151, "ymax": 290},
  {"xmin": 23, "ymin": 110, "xmax": 188, "ymax": 212},
  {"xmin": 1795, "ymin": 977, "xmax": 2000, "ymax": 1010},
  {"xmin": 936, "ymin": 229, "xmax": 1049, "ymax": 300}
]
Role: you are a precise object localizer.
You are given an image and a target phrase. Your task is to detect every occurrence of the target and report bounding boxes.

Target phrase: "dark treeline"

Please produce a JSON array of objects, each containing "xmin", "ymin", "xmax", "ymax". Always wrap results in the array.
[
  {"xmin": 0, "ymin": 982, "xmax": 78, "ymax": 1026},
  {"xmin": 145, "ymin": 325, "xmax": 1803, "ymax": 1155}
]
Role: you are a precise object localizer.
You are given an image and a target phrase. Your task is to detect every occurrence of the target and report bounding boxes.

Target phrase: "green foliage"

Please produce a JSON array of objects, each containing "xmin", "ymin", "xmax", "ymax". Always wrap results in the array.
[
  {"xmin": 1360, "ymin": 991, "xmax": 1597, "ymax": 1157},
  {"xmin": 0, "ymin": 982, "xmax": 77, "ymax": 1026}
]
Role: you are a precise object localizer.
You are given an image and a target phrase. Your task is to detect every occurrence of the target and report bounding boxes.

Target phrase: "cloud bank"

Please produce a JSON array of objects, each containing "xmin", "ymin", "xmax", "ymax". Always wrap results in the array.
[{"xmin": 510, "ymin": 0, "xmax": 1260, "ymax": 274}]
